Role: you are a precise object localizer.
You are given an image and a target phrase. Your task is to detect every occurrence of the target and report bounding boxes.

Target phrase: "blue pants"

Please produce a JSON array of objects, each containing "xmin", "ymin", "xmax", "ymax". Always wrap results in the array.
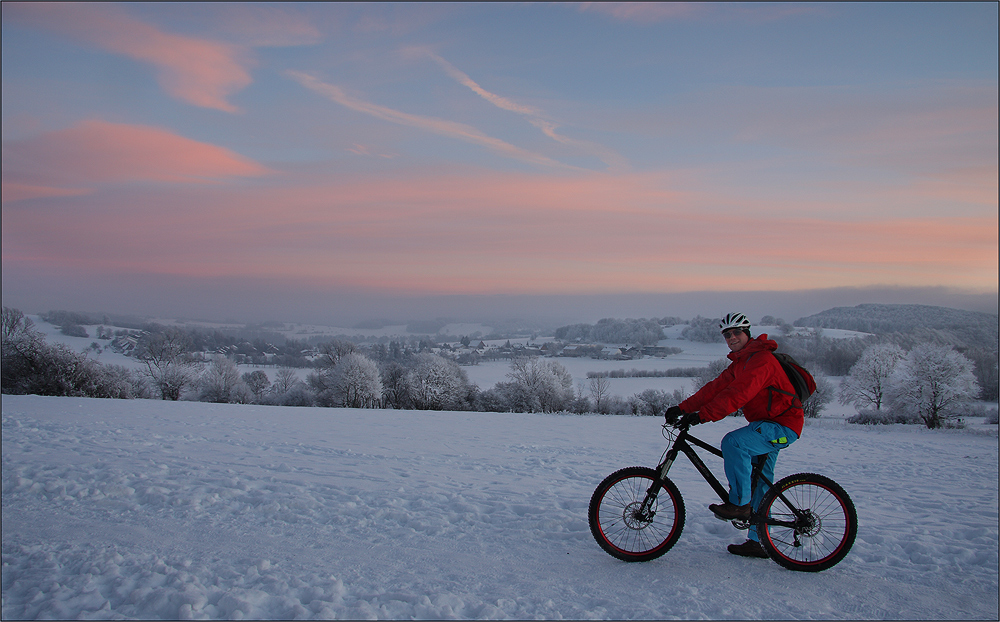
[{"xmin": 720, "ymin": 420, "xmax": 798, "ymax": 542}]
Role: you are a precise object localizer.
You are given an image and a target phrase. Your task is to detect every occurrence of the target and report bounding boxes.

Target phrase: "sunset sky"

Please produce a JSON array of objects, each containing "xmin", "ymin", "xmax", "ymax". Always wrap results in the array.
[{"xmin": 2, "ymin": 2, "xmax": 997, "ymax": 326}]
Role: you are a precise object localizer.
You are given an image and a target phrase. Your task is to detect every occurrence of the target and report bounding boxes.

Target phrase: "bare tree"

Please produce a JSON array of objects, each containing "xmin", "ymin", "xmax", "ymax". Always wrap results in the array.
[
  {"xmin": 380, "ymin": 362, "xmax": 411, "ymax": 409},
  {"xmin": 589, "ymin": 375, "xmax": 611, "ymax": 412},
  {"xmin": 133, "ymin": 328, "xmax": 194, "ymax": 400},
  {"xmin": 803, "ymin": 374, "xmax": 834, "ymax": 418},
  {"xmin": 2, "ymin": 307, "xmax": 46, "ymax": 393},
  {"xmin": 242, "ymin": 370, "xmax": 271, "ymax": 403},
  {"xmin": 2, "ymin": 307, "xmax": 33, "ymax": 341},
  {"xmin": 315, "ymin": 339, "xmax": 355, "ymax": 368},
  {"xmin": 273, "ymin": 368, "xmax": 299, "ymax": 395}
]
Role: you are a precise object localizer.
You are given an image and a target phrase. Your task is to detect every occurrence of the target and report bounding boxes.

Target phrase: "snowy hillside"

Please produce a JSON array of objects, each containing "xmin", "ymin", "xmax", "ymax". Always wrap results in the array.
[{"xmin": 2, "ymin": 395, "xmax": 997, "ymax": 619}]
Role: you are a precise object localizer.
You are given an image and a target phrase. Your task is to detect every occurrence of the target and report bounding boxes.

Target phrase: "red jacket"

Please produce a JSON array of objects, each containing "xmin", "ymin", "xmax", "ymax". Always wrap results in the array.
[{"xmin": 679, "ymin": 334, "xmax": 803, "ymax": 437}]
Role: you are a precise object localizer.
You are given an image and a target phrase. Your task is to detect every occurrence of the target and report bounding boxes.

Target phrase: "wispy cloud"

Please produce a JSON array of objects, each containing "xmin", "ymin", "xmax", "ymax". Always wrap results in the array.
[
  {"xmin": 420, "ymin": 50, "xmax": 543, "ymax": 117},
  {"xmin": 2, "ymin": 120, "xmax": 270, "ymax": 204},
  {"xmin": 287, "ymin": 70, "xmax": 572, "ymax": 169},
  {"xmin": 530, "ymin": 119, "xmax": 631, "ymax": 173},
  {"xmin": 6, "ymin": 3, "xmax": 253, "ymax": 112},
  {"xmin": 414, "ymin": 48, "xmax": 629, "ymax": 172}
]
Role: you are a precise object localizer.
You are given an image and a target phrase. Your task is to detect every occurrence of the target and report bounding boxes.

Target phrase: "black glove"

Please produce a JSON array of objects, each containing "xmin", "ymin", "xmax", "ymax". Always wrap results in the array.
[
  {"xmin": 680, "ymin": 412, "xmax": 702, "ymax": 427},
  {"xmin": 664, "ymin": 406, "xmax": 684, "ymax": 423}
]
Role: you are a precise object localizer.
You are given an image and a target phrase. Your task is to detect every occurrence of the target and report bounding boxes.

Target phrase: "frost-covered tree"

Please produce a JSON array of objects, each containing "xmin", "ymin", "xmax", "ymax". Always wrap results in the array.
[
  {"xmin": 887, "ymin": 344, "xmax": 979, "ymax": 429},
  {"xmin": 629, "ymin": 388, "xmax": 688, "ymax": 417},
  {"xmin": 2, "ymin": 307, "xmax": 145, "ymax": 399},
  {"xmin": 200, "ymin": 355, "xmax": 252, "ymax": 404},
  {"xmin": 507, "ymin": 357, "xmax": 574, "ymax": 413},
  {"xmin": 692, "ymin": 358, "xmax": 730, "ymax": 393},
  {"xmin": 333, "ymin": 352, "xmax": 383, "ymax": 408},
  {"xmin": 839, "ymin": 343, "xmax": 905, "ymax": 411},
  {"xmin": 478, "ymin": 381, "xmax": 538, "ymax": 413},
  {"xmin": 681, "ymin": 316, "xmax": 724, "ymax": 343},
  {"xmin": 406, "ymin": 353, "xmax": 470, "ymax": 410}
]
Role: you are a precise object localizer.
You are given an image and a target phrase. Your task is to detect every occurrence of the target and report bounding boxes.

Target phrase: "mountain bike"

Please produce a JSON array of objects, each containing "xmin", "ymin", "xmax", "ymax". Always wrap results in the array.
[{"xmin": 588, "ymin": 414, "xmax": 857, "ymax": 572}]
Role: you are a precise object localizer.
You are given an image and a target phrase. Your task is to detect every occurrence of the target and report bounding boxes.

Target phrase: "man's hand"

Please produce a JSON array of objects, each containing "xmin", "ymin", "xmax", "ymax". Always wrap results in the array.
[
  {"xmin": 680, "ymin": 412, "xmax": 702, "ymax": 427},
  {"xmin": 664, "ymin": 406, "xmax": 684, "ymax": 423}
]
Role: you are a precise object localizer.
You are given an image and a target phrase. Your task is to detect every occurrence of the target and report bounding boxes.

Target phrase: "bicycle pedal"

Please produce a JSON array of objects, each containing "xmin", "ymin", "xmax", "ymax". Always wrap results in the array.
[{"xmin": 731, "ymin": 519, "xmax": 750, "ymax": 530}]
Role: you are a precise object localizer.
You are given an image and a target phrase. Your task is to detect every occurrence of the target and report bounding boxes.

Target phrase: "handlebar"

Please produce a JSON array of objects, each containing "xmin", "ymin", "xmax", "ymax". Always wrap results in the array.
[{"xmin": 663, "ymin": 410, "xmax": 701, "ymax": 428}]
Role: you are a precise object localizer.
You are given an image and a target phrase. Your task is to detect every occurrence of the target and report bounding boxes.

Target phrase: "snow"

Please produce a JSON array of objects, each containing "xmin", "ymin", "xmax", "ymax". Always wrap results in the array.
[{"xmin": 3, "ymin": 395, "xmax": 997, "ymax": 620}]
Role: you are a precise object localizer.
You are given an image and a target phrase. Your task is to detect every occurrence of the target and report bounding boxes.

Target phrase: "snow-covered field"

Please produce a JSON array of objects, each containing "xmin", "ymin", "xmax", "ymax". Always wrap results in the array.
[{"xmin": 2, "ymin": 395, "xmax": 997, "ymax": 620}]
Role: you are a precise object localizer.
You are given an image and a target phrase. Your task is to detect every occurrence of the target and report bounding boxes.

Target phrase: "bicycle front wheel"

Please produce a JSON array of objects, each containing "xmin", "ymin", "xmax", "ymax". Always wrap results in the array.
[
  {"xmin": 758, "ymin": 473, "xmax": 857, "ymax": 572},
  {"xmin": 588, "ymin": 466, "xmax": 685, "ymax": 562}
]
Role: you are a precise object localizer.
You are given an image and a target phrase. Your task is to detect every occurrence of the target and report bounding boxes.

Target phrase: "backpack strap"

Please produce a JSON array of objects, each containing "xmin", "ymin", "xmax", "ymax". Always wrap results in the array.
[{"xmin": 767, "ymin": 385, "xmax": 802, "ymax": 413}]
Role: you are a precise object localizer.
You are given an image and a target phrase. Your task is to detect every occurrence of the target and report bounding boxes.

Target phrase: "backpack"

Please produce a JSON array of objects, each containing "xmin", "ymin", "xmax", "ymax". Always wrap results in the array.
[{"xmin": 771, "ymin": 352, "xmax": 817, "ymax": 404}]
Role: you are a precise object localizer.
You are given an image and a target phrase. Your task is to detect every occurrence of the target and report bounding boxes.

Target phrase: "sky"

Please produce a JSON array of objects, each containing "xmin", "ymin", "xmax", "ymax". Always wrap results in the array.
[{"xmin": 2, "ymin": 2, "xmax": 997, "ymax": 327}]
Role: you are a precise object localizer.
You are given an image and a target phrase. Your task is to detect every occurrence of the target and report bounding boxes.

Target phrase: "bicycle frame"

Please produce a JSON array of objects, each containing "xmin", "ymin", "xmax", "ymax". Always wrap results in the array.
[{"xmin": 642, "ymin": 423, "xmax": 804, "ymax": 532}]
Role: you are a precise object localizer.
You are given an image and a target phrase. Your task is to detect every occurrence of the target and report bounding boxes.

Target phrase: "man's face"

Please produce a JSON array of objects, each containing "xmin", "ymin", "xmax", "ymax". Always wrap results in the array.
[{"xmin": 723, "ymin": 329, "xmax": 750, "ymax": 352}]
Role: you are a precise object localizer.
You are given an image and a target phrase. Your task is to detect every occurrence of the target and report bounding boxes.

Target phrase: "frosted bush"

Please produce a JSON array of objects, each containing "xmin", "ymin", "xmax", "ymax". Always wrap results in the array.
[{"xmin": 847, "ymin": 409, "xmax": 918, "ymax": 425}]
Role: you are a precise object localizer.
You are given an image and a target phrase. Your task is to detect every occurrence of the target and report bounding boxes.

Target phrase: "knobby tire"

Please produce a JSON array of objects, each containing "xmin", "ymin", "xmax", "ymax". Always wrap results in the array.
[
  {"xmin": 588, "ymin": 466, "xmax": 685, "ymax": 562},
  {"xmin": 758, "ymin": 473, "xmax": 857, "ymax": 572}
]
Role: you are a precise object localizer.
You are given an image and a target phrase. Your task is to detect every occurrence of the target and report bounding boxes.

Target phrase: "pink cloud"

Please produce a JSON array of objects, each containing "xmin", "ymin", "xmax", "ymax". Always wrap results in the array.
[
  {"xmin": 5, "ymin": 168, "xmax": 993, "ymax": 295},
  {"xmin": 1, "ymin": 183, "xmax": 92, "ymax": 204},
  {"xmin": 7, "ymin": 3, "xmax": 252, "ymax": 112},
  {"xmin": 2, "ymin": 120, "xmax": 269, "ymax": 203}
]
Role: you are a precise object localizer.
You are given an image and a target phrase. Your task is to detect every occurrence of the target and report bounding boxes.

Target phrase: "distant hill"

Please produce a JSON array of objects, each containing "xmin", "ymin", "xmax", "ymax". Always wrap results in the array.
[{"xmin": 794, "ymin": 304, "xmax": 998, "ymax": 349}]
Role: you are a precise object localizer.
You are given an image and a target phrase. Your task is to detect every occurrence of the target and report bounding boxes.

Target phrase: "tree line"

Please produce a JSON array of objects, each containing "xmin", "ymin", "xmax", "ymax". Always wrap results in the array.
[
  {"xmin": 2, "ymin": 307, "xmax": 681, "ymax": 416},
  {"xmin": 3, "ymin": 307, "xmax": 995, "ymax": 428}
]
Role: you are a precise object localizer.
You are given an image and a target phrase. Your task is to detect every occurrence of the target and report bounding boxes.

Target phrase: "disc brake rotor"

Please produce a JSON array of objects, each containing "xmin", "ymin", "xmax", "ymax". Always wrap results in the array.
[{"xmin": 622, "ymin": 501, "xmax": 652, "ymax": 529}]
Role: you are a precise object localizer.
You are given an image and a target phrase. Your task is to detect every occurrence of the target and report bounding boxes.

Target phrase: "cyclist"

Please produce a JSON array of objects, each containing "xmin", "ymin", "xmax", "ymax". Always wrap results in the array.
[{"xmin": 664, "ymin": 312, "xmax": 803, "ymax": 559}]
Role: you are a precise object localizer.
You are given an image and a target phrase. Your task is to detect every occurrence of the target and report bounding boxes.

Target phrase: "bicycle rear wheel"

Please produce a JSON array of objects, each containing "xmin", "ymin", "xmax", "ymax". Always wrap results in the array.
[
  {"xmin": 758, "ymin": 473, "xmax": 857, "ymax": 572},
  {"xmin": 588, "ymin": 466, "xmax": 685, "ymax": 562}
]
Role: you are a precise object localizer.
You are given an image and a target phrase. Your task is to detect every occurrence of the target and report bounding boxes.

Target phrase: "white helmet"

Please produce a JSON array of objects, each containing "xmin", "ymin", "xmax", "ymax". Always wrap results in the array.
[{"xmin": 719, "ymin": 312, "xmax": 751, "ymax": 333}]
